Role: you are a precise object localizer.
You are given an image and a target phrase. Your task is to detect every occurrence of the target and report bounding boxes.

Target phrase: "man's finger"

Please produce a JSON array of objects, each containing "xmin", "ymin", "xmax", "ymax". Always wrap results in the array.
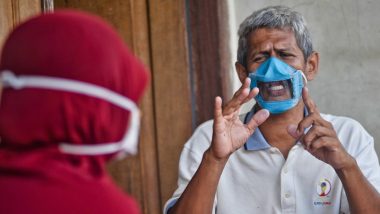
[
  {"xmin": 246, "ymin": 109, "xmax": 270, "ymax": 131},
  {"xmin": 296, "ymin": 112, "xmax": 332, "ymax": 135},
  {"xmin": 223, "ymin": 78, "xmax": 252, "ymax": 115},
  {"xmin": 309, "ymin": 136, "xmax": 334, "ymax": 153},
  {"xmin": 303, "ymin": 126, "xmax": 335, "ymax": 144},
  {"xmin": 303, "ymin": 126, "xmax": 334, "ymax": 150},
  {"xmin": 233, "ymin": 78, "xmax": 251, "ymax": 100},
  {"xmin": 213, "ymin": 96, "xmax": 228, "ymax": 134},
  {"xmin": 214, "ymin": 96, "xmax": 223, "ymax": 122},
  {"xmin": 296, "ymin": 115, "xmax": 315, "ymax": 135},
  {"xmin": 242, "ymin": 87, "xmax": 259, "ymax": 103},
  {"xmin": 302, "ymin": 87, "xmax": 318, "ymax": 114}
]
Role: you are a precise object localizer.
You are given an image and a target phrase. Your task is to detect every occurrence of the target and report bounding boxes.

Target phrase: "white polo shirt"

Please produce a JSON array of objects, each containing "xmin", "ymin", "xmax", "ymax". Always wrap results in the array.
[{"xmin": 164, "ymin": 112, "xmax": 380, "ymax": 214}]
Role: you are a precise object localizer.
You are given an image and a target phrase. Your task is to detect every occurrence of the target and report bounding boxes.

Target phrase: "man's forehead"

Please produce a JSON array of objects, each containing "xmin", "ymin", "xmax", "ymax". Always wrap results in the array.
[{"xmin": 248, "ymin": 27, "xmax": 298, "ymax": 51}]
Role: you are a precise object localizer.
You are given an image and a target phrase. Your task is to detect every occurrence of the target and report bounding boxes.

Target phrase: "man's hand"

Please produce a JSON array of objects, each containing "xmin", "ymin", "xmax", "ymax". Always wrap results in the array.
[
  {"xmin": 209, "ymin": 78, "xmax": 270, "ymax": 160},
  {"xmin": 287, "ymin": 87, "xmax": 355, "ymax": 170}
]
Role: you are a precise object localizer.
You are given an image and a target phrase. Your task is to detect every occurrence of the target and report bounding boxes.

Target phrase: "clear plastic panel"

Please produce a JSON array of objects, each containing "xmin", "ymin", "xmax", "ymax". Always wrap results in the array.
[{"xmin": 257, "ymin": 79, "xmax": 293, "ymax": 101}]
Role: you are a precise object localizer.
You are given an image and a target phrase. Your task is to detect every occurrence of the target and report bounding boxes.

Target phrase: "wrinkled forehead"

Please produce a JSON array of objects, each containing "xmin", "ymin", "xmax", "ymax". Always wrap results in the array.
[{"xmin": 247, "ymin": 27, "xmax": 300, "ymax": 52}]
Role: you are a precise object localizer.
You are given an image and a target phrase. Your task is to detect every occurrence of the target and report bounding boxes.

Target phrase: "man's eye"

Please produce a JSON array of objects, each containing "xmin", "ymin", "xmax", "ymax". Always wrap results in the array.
[
  {"xmin": 279, "ymin": 52, "xmax": 293, "ymax": 58},
  {"xmin": 253, "ymin": 56, "xmax": 266, "ymax": 63}
]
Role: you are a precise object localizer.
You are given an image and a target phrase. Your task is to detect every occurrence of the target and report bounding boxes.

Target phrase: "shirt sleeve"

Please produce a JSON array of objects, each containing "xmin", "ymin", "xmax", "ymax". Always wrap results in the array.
[
  {"xmin": 339, "ymin": 119, "xmax": 380, "ymax": 213},
  {"xmin": 163, "ymin": 121, "xmax": 217, "ymax": 214}
]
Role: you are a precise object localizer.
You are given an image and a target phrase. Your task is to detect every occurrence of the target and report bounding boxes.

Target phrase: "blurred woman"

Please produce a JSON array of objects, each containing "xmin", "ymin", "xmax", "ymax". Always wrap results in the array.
[{"xmin": 0, "ymin": 10, "xmax": 148, "ymax": 214}]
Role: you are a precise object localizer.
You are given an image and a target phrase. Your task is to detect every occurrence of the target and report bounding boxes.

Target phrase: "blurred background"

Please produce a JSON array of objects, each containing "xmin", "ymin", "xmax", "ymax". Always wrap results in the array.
[{"xmin": 0, "ymin": 0, "xmax": 379, "ymax": 213}]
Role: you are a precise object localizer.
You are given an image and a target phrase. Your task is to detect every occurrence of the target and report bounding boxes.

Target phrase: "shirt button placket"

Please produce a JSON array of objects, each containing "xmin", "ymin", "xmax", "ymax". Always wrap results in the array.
[
  {"xmin": 281, "ymin": 148, "xmax": 298, "ymax": 213},
  {"xmin": 283, "ymin": 167, "xmax": 288, "ymax": 174}
]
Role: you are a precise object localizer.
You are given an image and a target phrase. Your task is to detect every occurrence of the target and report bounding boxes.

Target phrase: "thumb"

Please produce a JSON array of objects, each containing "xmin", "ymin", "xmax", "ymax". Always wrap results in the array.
[
  {"xmin": 246, "ymin": 109, "xmax": 270, "ymax": 130},
  {"xmin": 287, "ymin": 124, "xmax": 300, "ymax": 139}
]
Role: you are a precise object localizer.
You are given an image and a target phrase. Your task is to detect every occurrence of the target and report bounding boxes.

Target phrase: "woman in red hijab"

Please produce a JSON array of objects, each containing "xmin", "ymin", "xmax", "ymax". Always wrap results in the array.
[{"xmin": 0, "ymin": 10, "xmax": 148, "ymax": 214}]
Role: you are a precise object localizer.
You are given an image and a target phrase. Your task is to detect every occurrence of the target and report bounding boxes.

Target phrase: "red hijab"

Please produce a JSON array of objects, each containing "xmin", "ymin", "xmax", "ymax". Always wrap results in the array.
[{"xmin": 0, "ymin": 10, "xmax": 148, "ymax": 214}]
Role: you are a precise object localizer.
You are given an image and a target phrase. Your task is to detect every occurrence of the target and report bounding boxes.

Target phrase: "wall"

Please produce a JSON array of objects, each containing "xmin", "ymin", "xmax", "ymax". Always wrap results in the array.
[{"xmin": 230, "ymin": 0, "xmax": 380, "ymax": 155}]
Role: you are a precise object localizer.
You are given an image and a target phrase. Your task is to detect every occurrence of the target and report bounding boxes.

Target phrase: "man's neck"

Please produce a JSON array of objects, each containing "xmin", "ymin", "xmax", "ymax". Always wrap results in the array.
[{"xmin": 257, "ymin": 101, "xmax": 305, "ymax": 159}]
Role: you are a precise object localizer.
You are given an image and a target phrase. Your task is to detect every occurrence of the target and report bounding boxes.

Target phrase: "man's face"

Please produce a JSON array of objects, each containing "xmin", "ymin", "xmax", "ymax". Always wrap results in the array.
[{"xmin": 245, "ymin": 28, "xmax": 306, "ymax": 102}]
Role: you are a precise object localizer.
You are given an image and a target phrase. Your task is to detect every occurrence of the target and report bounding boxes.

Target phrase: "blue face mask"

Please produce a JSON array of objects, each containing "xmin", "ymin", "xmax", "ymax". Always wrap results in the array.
[{"xmin": 248, "ymin": 57, "xmax": 307, "ymax": 114}]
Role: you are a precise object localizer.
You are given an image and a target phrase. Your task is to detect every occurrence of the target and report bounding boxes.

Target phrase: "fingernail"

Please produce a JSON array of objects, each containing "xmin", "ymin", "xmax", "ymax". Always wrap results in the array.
[{"xmin": 257, "ymin": 109, "xmax": 270, "ymax": 121}]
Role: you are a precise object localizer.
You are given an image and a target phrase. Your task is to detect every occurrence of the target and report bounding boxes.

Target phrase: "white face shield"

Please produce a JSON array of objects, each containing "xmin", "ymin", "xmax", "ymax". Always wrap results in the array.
[{"xmin": 0, "ymin": 71, "xmax": 140, "ymax": 158}]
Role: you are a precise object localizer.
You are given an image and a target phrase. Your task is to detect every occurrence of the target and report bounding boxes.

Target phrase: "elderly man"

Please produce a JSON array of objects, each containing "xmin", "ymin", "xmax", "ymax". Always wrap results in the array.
[{"xmin": 165, "ymin": 5, "xmax": 380, "ymax": 214}]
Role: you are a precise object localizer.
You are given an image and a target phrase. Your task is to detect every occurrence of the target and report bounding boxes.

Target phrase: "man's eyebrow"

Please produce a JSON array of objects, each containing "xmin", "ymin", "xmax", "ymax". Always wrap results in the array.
[{"xmin": 249, "ymin": 50, "xmax": 270, "ymax": 57}]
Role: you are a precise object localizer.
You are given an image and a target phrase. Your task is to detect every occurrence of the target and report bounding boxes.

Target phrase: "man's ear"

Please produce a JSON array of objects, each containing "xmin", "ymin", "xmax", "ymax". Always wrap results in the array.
[
  {"xmin": 235, "ymin": 62, "xmax": 248, "ymax": 84},
  {"xmin": 304, "ymin": 51, "xmax": 319, "ymax": 81}
]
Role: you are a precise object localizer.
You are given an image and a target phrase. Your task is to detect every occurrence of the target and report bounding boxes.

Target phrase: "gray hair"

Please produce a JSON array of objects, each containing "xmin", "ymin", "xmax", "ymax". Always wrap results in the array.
[{"xmin": 237, "ymin": 5, "xmax": 313, "ymax": 67}]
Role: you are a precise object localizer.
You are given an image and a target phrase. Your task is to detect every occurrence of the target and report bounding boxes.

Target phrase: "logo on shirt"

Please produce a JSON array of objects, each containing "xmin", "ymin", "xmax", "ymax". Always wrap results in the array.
[
  {"xmin": 313, "ymin": 178, "xmax": 332, "ymax": 206},
  {"xmin": 317, "ymin": 178, "xmax": 331, "ymax": 197}
]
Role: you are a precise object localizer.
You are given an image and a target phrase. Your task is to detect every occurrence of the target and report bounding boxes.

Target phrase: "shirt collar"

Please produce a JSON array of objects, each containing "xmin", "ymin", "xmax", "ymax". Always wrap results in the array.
[{"xmin": 243, "ymin": 106, "xmax": 309, "ymax": 151}]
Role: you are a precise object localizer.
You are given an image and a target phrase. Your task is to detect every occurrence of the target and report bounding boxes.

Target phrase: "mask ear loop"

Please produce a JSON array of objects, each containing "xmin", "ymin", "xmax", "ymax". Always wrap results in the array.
[
  {"xmin": 299, "ymin": 70, "xmax": 308, "ymax": 85},
  {"xmin": 0, "ymin": 70, "xmax": 140, "ymax": 156},
  {"xmin": 113, "ymin": 108, "xmax": 141, "ymax": 160}
]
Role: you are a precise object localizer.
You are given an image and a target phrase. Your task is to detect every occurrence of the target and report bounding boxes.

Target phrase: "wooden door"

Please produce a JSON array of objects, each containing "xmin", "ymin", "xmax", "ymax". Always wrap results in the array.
[{"xmin": 0, "ymin": 0, "xmax": 41, "ymax": 49}]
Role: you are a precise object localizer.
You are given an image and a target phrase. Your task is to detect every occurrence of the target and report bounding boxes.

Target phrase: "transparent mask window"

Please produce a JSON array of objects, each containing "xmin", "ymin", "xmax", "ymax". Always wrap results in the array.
[{"xmin": 257, "ymin": 79, "xmax": 293, "ymax": 101}]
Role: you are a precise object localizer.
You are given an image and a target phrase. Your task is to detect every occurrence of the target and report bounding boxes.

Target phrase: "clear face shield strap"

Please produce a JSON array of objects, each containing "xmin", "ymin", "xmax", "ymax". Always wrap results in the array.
[{"xmin": 0, "ymin": 70, "xmax": 140, "ymax": 155}]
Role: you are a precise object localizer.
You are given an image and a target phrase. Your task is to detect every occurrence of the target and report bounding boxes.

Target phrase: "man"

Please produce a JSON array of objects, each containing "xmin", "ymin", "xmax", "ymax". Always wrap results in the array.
[{"xmin": 165, "ymin": 6, "xmax": 380, "ymax": 214}]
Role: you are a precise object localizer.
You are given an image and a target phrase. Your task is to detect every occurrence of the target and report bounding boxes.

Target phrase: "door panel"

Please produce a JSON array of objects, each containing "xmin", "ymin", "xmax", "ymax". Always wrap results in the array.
[
  {"xmin": 0, "ymin": 0, "xmax": 41, "ymax": 51},
  {"xmin": 53, "ymin": 1, "xmax": 161, "ymax": 213}
]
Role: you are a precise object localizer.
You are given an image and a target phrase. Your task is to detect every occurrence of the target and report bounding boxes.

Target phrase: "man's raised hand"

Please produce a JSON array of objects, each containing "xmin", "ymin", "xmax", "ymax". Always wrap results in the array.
[
  {"xmin": 210, "ymin": 78, "xmax": 270, "ymax": 160},
  {"xmin": 287, "ymin": 87, "xmax": 354, "ymax": 170}
]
